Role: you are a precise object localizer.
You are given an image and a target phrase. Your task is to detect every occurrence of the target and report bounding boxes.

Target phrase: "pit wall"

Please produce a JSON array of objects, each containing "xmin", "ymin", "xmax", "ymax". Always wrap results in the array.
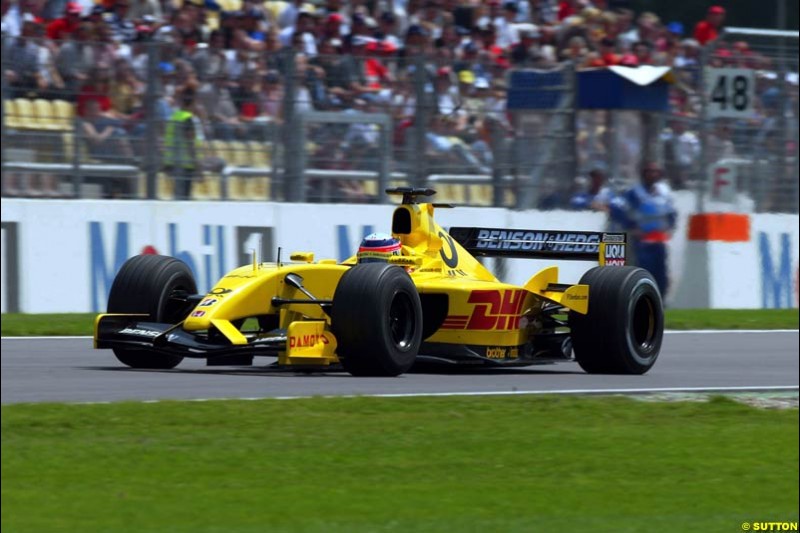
[{"xmin": 1, "ymin": 198, "xmax": 797, "ymax": 313}]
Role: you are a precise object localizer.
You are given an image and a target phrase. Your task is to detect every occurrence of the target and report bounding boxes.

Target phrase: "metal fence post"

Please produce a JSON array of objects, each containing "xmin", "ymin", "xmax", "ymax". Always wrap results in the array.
[
  {"xmin": 142, "ymin": 40, "xmax": 160, "ymax": 200},
  {"xmin": 517, "ymin": 63, "xmax": 575, "ymax": 210},
  {"xmin": 775, "ymin": 0, "xmax": 793, "ymax": 213},
  {"xmin": 489, "ymin": 117, "xmax": 504, "ymax": 207},
  {"xmin": 696, "ymin": 41, "xmax": 715, "ymax": 215},
  {"xmin": 568, "ymin": 61, "xmax": 579, "ymax": 195},
  {"xmin": 71, "ymin": 114, "xmax": 82, "ymax": 195},
  {"xmin": 641, "ymin": 112, "xmax": 657, "ymax": 164},
  {"xmin": 411, "ymin": 54, "xmax": 429, "ymax": 189},
  {"xmin": 281, "ymin": 50, "xmax": 301, "ymax": 201},
  {"xmin": 605, "ymin": 110, "xmax": 620, "ymax": 191},
  {"xmin": 1, "ymin": 32, "xmax": 8, "ymax": 184},
  {"xmin": 378, "ymin": 118, "xmax": 390, "ymax": 204}
]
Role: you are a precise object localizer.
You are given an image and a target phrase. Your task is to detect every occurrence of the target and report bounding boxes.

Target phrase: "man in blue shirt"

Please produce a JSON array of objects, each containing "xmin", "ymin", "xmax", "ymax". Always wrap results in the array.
[{"xmin": 614, "ymin": 161, "xmax": 677, "ymax": 296}]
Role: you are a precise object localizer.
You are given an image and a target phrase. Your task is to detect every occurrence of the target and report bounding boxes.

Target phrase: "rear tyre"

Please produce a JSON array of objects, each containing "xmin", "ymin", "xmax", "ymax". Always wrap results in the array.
[
  {"xmin": 107, "ymin": 254, "xmax": 197, "ymax": 369},
  {"xmin": 569, "ymin": 266, "xmax": 663, "ymax": 374},
  {"xmin": 332, "ymin": 263, "xmax": 423, "ymax": 377}
]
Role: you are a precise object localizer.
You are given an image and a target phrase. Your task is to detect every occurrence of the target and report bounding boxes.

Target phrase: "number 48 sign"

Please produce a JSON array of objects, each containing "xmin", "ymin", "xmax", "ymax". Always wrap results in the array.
[{"xmin": 705, "ymin": 68, "xmax": 756, "ymax": 118}]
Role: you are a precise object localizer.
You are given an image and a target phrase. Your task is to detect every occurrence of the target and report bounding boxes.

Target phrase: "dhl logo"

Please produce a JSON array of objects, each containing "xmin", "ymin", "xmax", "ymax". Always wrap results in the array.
[
  {"xmin": 289, "ymin": 334, "xmax": 330, "ymax": 348},
  {"xmin": 441, "ymin": 289, "xmax": 527, "ymax": 330}
]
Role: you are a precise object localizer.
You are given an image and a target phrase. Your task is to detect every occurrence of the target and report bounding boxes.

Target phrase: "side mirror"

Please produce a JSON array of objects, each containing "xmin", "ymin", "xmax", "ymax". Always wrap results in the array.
[
  {"xmin": 290, "ymin": 251, "xmax": 315, "ymax": 263},
  {"xmin": 284, "ymin": 273, "xmax": 305, "ymax": 290}
]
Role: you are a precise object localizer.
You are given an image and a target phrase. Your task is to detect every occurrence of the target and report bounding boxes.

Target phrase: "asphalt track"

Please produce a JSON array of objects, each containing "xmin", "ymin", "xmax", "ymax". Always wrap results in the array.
[{"xmin": 1, "ymin": 331, "xmax": 798, "ymax": 404}]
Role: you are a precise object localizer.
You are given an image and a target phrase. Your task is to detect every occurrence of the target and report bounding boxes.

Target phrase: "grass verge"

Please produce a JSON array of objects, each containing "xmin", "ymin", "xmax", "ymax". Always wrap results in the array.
[
  {"xmin": 665, "ymin": 308, "xmax": 798, "ymax": 330},
  {"xmin": 2, "ymin": 309, "xmax": 798, "ymax": 337},
  {"xmin": 2, "ymin": 395, "xmax": 798, "ymax": 533}
]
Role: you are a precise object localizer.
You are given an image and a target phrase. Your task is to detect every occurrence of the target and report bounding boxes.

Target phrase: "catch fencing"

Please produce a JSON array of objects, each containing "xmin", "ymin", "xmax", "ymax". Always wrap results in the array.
[{"xmin": 1, "ymin": 34, "xmax": 797, "ymax": 212}]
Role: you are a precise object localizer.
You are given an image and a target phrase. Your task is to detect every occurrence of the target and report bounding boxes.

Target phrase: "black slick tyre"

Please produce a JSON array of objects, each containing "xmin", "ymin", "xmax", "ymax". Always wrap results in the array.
[
  {"xmin": 107, "ymin": 254, "xmax": 197, "ymax": 369},
  {"xmin": 569, "ymin": 266, "xmax": 663, "ymax": 374},
  {"xmin": 332, "ymin": 263, "xmax": 423, "ymax": 376}
]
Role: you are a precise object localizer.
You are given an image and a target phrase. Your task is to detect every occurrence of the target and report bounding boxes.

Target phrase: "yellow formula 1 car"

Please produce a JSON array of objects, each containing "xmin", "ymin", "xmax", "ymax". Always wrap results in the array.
[{"xmin": 95, "ymin": 188, "xmax": 664, "ymax": 376}]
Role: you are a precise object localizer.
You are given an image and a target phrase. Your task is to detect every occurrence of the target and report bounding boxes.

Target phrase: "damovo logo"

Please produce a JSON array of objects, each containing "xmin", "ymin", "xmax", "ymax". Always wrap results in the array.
[{"xmin": 289, "ymin": 334, "xmax": 330, "ymax": 348}]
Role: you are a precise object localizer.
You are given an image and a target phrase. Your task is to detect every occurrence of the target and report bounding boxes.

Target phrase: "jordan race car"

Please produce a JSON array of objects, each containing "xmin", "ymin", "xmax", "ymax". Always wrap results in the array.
[{"xmin": 95, "ymin": 188, "xmax": 664, "ymax": 376}]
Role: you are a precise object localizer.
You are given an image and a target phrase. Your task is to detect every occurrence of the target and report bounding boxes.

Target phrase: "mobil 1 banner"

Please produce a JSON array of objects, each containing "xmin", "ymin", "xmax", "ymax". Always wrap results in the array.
[
  {"xmin": 705, "ymin": 68, "xmax": 756, "ymax": 119},
  {"xmin": 236, "ymin": 226, "xmax": 274, "ymax": 265}
]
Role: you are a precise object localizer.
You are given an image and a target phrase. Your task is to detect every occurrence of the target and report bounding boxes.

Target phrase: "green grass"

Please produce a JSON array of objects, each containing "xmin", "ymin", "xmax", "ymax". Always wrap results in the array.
[
  {"xmin": 665, "ymin": 309, "xmax": 798, "ymax": 330},
  {"xmin": 1, "ymin": 313, "xmax": 97, "ymax": 336},
  {"xmin": 0, "ymin": 314, "xmax": 259, "ymax": 336},
  {"xmin": 2, "ymin": 309, "xmax": 798, "ymax": 336},
  {"xmin": 2, "ymin": 396, "xmax": 797, "ymax": 533}
]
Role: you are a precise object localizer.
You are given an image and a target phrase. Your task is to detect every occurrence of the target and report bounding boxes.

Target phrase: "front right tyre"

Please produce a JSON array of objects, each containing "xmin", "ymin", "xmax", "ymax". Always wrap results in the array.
[{"xmin": 332, "ymin": 263, "xmax": 423, "ymax": 377}]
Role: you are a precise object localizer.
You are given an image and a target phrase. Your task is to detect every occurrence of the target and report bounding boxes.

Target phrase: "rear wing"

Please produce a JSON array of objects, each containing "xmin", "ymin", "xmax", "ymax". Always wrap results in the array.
[{"xmin": 448, "ymin": 227, "xmax": 626, "ymax": 266}]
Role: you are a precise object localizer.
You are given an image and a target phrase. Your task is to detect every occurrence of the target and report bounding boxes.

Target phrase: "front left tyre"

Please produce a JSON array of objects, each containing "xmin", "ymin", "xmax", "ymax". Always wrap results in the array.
[{"xmin": 107, "ymin": 254, "xmax": 197, "ymax": 369}]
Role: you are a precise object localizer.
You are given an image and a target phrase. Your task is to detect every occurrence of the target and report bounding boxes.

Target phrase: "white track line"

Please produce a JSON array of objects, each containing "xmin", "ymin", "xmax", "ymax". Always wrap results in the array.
[
  {"xmin": 662, "ymin": 329, "xmax": 798, "ymax": 334},
  {"xmin": 63, "ymin": 385, "xmax": 799, "ymax": 405},
  {"xmin": 2, "ymin": 330, "xmax": 798, "ymax": 341},
  {"xmin": 2, "ymin": 335, "xmax": 95, "ymax": 340}
]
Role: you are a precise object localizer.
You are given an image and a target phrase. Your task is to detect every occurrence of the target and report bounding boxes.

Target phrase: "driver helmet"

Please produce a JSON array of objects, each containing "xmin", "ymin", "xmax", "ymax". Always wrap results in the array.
[{"xmin": 357, "ymin": 232, "xmax": 402, "ymax": 263}]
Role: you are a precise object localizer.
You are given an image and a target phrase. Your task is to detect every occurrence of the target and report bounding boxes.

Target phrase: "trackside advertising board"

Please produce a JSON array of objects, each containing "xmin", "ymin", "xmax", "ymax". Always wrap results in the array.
[
  {"xmin": 1, "ymin": 199, "xmax": 797, "ymax": 312},
  {"xmin": 1, "ymin": 200, "xmax": 611, "ymax": 313}
]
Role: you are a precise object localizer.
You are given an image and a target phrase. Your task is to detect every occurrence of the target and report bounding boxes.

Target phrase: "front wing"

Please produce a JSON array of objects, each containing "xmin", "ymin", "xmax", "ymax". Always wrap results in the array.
[{"xmin": 95, "ymin": 314, "xmax": 337, "ymax": 366}]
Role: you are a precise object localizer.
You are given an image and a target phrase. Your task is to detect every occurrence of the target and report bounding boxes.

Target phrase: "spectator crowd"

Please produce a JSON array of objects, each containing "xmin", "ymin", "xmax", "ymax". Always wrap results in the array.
[{"xmin": 1, "ymin": 0, "xmax": 795, "ymax": 205}]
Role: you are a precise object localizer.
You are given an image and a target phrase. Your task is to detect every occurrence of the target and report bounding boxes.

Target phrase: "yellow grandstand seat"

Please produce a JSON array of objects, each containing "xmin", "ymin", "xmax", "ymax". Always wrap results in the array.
[
  {"xmin": 52, "ymin": 99, "xmax": 75, "ymax": 131},
  {"xmin": 211, "ymin": 140, "xmax": 234, "ymax": 166},
  {"xmin": 12, "ymin": 99, "xmax": 36, "ymax": 129},
  {"xmin": 32, "ymin": 99, "xmax": 58, "ymax": 130},
  {"xmin": 431, "ymin": 183, "xmax": 453, "ymax": 203},
  {"xmin": 245, "ymin": 177, "xmax": 271, "ymax": 200},
  {"xmin": 3, "ymin": 100, "xmax": 22, "ymax": 128},
  {"xmin": 469, "ymin": 184, "xmax": 493, "ymax": 206},
  {"xmin": 61, "ymin": 132, "xmax": 74, "ymax": 159},
  {"xmin": 247, "ymin": 141, "xmax": 272, "ymax": 168},
  {"xmin": 190, "ymin": 177, "xmax": 210, "ymax": 200},
  {"xmin": 157, "ymin": 173, "xmax": 174, "ymax": 200},
  {"xmin": 204, "ymin": 174, "xmax": 222, "ymax": 200},
  {"xmin": 227, "ymin": 141, "xmax": 252, "ymax": 167},
  {"xmin": 226, "ymin": 176, "xmax": 248, "ymax": 200},
  {"xmin": 442, "ymin": 183, "xmax": 467, "ymax": 204},
  {"xmin": 362, "ymin": 180, "xmax": 378, "ymax": 197},
  {"xmin": 190, "ymin": 173, "xmax": 223, "ymax": 201}
]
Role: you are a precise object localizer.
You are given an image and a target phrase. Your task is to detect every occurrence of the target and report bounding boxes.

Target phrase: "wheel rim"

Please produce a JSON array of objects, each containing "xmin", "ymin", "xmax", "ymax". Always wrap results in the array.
[
  {"xmin": 162, "ymin": 282, "xmax": 194, "ymax": 323},
  {"xmin": 388, "ymin": 291, "xmax": 415, "ymax": 350},
  {"xmin": 631, "ymin": 294, "xmax": 657, "ymax": 351}
]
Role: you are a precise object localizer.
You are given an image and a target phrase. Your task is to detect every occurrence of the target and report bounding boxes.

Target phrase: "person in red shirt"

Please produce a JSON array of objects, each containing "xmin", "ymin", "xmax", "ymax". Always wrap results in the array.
[
  {"xmin": 558, "ymin": 0, "xmax": 580, "ymax": 21},
  {"xmin": 46, "ymin": 2, "xmax": 82, "ymax": 41},
  {"xmin": 693, "ymin": 5, "xmax": 725, "ymax": 46},
  {"xmin": 77, "ymin": 64, "xmax": 128, "ymax": 120},
  {"xmin": 599, "ymin": 37, "xmax": 621, "ymax": 66}
]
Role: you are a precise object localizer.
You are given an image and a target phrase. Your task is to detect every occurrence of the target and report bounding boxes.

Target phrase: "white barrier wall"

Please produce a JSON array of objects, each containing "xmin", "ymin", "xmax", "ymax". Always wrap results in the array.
[
  {"xmin": 1, "ymin": 199, "xmax": 796, "ymax": 313},
  {"xmin": 671, "ymin": 212, "xmax": 799, "ymax": 309},
  {"xmin": 0, "ymin": 199, "xmax": 606, "ymax": 313}
]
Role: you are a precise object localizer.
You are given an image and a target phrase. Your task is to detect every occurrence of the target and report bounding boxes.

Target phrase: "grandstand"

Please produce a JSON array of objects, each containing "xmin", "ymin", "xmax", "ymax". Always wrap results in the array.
[{"xmin": 1, "ymin": 0, "xmax": 797, "ymax": 211}]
